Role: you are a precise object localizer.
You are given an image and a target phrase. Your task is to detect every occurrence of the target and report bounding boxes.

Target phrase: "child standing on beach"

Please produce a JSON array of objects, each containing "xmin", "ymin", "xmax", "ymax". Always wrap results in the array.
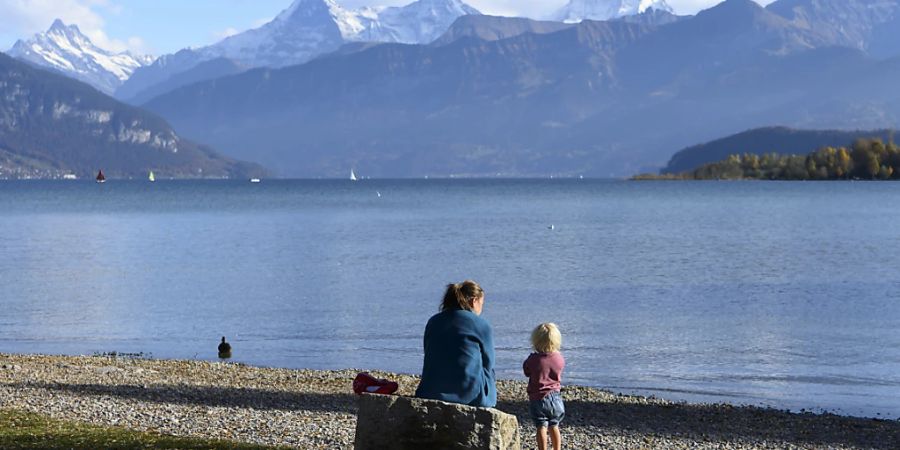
[{"xmin": 523, "ymin": 323, "xmax": 565, "ymax": 450}]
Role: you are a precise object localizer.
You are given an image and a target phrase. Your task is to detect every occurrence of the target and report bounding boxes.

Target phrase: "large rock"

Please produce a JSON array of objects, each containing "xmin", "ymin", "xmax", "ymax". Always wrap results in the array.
[{"xmin": 354, "ymin": 394, "xmax": 520, "ymax": 450}]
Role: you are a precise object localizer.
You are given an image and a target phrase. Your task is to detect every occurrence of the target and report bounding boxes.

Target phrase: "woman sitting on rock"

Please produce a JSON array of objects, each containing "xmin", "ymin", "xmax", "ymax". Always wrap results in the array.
[{"xmin": 415, "ymin": 280, "xmax": 497, "ymax": 408}]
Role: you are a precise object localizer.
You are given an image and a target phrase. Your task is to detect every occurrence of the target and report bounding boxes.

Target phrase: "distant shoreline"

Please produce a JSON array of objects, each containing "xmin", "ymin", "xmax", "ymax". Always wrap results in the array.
[
  {"xmin": 641, "ymin": 138, "xmax": 900, "ymax": 181},
  {"xmin": 630, "ymin": 174, "xmax": 888, "ymax": 181},
  {"xmin": 1, "ymin": 353, "xmax": 897, "ymax": 449}
]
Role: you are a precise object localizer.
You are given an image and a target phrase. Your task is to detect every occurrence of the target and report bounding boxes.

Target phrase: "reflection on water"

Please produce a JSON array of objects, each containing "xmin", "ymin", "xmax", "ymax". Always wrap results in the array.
[{"xmin": 0, "ymin": 180, "xmax": 898, "ymax": 418}]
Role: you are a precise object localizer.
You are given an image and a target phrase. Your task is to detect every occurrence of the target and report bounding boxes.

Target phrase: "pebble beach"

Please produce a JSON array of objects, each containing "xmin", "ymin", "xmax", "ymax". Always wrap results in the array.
[{"xmin": 1, "ymin": 353, "xmax": 898, "ymax": 449}]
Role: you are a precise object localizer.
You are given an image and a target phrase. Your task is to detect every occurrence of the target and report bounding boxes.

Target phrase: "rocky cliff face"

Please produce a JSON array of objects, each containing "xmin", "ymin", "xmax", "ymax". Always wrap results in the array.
[
  {"xmin": 766, "ymin": 0, "xmax": 900, "ymax": 58},
  {"xmin": 0, "ymin": 52, "xmax": 262, "ymax": 179}
]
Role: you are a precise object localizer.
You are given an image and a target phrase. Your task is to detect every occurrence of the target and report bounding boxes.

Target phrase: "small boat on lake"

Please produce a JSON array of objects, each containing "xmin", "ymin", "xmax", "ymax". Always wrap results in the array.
[
  {"xmin": 350, "ymin": 169, "xmax": 357, "ymax": 181},
  {"xmin": 249, "ymin": 178, "xmax": 261, "ymax": 183},
  {"xmin": 95, "ymin": 169, "xmax": 106, "ymax": 183},
  {"xmin": 148, "ymin": 170, "xmax": 155, "ymax": 182}
]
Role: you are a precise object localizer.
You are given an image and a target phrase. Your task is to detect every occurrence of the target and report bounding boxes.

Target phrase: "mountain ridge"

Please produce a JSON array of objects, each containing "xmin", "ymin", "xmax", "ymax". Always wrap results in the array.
[
  {"xmin": 7, "ymin": 19, "xmax": 152, "ymax": 95},
  {"xmin": 766, "ymin": 0, "xmax": 900, "ymax": 57},
  {"xmin": 140, "ymin": 0, "xmax": 900, "ymax": 177},
  {"xmin": 431, "ymin": 15, "xmax": 574, "ymax": 46},
  {"xmin": 115, "ymin": 0, "xmax": 481, "ymax": 102},
  {"xmin": 0, "ymin": 52, "xmax": 263, "ymax": 179},
  {"xmin": 6, "ymin": 0, "xmax": 900, "ymax": 177}
]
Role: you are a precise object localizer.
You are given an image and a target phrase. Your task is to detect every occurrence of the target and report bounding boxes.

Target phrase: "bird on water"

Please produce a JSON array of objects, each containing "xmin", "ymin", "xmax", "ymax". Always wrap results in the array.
[{"xmin": 218, "ymin": 336, "xmax": 232, "ymax": 359}]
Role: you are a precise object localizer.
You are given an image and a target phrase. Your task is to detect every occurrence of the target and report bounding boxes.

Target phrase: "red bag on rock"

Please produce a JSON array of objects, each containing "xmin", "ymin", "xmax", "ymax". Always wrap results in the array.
[{"xmin": 353, "ymin": 372, "xmax": 399, "ymax": 395}]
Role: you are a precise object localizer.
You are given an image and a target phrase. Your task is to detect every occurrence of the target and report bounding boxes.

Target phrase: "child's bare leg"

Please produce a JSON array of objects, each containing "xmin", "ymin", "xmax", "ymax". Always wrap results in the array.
[
  {"xmin": 536, "ymin": 426, "xmax": 548, "ymax": 450},
  {"xmin": 550, "ymin": 425, "xmax": 561, "ymax": 450}
]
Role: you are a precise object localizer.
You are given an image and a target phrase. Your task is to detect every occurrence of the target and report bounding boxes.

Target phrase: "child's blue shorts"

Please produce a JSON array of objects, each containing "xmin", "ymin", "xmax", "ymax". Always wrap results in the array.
[{"xmin": 528, "ymin": 390, "xmax": 565, "ymax": 427}]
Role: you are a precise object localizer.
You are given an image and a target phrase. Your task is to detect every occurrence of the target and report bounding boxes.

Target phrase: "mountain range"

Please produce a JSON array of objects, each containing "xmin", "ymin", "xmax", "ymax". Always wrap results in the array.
[
  {"xmin": 4, "ymin": 0, "xmax": 484, "ymax": 100},
  {"xmin": 0, "ymin": 52, "xmax": 263, "ymax": 179},
  {"xmin": 0, "ymin": 0, "xmax": 699, "ymax": 107},
  {"xmin": 115, "ymin": 0, "xmax": 481, "ymax": 102},
  {"xmin": 138, "ymin": 0, "xmax": 900, "ymax": 177},
  {"xmin": 4, "ymin": 0, "xmax": 900, "ymax": 177},
  {"xmin": 7, "ymin": 19, "xmax": 152, "ymax": 95}
]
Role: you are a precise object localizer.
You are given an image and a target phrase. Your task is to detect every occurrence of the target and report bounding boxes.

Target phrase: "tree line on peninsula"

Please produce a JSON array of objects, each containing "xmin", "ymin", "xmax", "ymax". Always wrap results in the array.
[{"xmin": 636, "ymin": 138, "xmax": 900, "ymax": 181}]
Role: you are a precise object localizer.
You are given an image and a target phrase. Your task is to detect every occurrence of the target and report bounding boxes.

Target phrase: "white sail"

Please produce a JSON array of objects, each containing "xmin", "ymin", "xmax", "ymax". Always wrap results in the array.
[{"xmin": 350, "ymin": 169, "xmax": 358, "ymax": 181}]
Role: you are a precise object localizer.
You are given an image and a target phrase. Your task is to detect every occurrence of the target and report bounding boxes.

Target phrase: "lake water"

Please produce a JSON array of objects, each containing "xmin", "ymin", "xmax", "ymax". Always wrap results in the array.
[{"xmin": 1, "ymin": 179, "xmax": 898, "ymax": 418}]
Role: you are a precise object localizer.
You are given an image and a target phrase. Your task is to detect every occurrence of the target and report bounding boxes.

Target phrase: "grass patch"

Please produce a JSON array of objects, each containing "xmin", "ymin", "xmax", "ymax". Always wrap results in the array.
[{"xmin": 0, "ymin": 409, "xmax": 289, "ymax": 449}]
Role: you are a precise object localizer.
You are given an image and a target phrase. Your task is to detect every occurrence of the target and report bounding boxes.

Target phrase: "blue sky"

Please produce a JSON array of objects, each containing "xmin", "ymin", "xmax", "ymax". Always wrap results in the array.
[{"xmin": 0, "ymin": 0, "xmax": 776, "ymax": 56}]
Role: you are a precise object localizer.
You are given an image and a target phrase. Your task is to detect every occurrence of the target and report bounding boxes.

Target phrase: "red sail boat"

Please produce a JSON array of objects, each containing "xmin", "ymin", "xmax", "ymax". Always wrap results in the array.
[{"xmin": 95, "ymin": 169, "xmax": 106, "ymax": 183}]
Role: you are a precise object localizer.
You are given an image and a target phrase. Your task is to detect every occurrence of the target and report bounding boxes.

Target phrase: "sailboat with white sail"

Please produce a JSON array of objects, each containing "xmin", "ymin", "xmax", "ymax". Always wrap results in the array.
[
  {"xmin": 148, "ymin": 170, "xmax": 155, "ymax": 182},
  {"xmin": 350, "ymin": 169, "xmax": 358, "ymax": 181}
]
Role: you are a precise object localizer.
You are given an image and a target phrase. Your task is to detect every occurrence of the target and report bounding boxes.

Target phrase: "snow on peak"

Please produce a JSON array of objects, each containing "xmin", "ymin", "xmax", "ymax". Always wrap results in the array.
[
  {"xmin": 197, "ymin": 0, "xmax": 481, "ymax": 68},
  {"xmin": 49, "ymin": 18, "xmax": 69, "ymax": 32},
  {"xmin": 119, "ymin": 0, "xmax": 481, "ymax": 99},
  {"xmin": 7, "ymin": 19, "xmax": 153, "ymax": 94},
  {"xmin": 409, "ymin": 0, "xmax": 481, "ymax": 15},
  {"xmin": 274, "ymin": 0, "xmax": 345, "ymax": 26},
  {"xmin": 359, "ymin": 0, "xmax": 482, "ymax": 43},
  {"xmin": 274, "ymin": 0, "xmax": 481, "ymax": 42},
  {"xmin": 555, "ymin": 0, "xmax": 674, "ymax": 23}
]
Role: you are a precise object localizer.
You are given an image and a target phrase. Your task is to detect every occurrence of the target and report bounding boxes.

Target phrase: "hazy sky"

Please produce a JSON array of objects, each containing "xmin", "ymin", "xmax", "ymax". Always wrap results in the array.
[{"xmin": 0, "ymin": 0, "xmax": 776, "ymax": 55}]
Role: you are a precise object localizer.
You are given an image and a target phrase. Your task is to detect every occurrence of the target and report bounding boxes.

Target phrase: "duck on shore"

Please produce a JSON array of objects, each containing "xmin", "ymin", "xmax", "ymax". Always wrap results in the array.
[{"xmin": 217, "ymin": 337, "xmax": 232, "ymax": 359}]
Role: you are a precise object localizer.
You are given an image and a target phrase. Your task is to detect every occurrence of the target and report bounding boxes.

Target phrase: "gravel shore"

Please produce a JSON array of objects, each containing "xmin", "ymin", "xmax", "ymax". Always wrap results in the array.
[{"xmin": 1, "ymin": 353, "xmax": 897, "ymax": 449}]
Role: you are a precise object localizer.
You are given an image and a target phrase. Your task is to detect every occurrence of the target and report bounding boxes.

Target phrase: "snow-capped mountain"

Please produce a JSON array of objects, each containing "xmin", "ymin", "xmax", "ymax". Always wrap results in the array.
[
  {"xmin": 357, "ymin": 0, "xmax": 481, "ymax": 44},
  {"xmin": 196, "ymin": 0, "xmax": 348, "ymax": 68},
  {"xmin": 117, "ymin": 0, "xmax": 480, "ymax": 101},
  {"xmin": 7, "ymin": 19, "xmax": 153, "ymax": 94},
  {"xmin": 555, "ymin": 0, "xmax": 674, "ymax": 23},
  {"xmin": 199, "ymin": 0, "xmax": 481, "ymax": 67}
]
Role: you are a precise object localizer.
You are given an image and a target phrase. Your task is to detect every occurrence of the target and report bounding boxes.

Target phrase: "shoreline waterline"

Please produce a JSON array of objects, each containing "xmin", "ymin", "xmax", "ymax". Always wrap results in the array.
[{"xmin": 1, "ymin": 352, "xmax": 898, "ymax": 449}]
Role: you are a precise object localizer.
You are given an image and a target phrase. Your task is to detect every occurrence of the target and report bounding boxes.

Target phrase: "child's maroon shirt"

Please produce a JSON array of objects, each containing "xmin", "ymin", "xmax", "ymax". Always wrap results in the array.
[{"xmin": 523, "ymin": 351, "xmax": 565, "ymax": 401}]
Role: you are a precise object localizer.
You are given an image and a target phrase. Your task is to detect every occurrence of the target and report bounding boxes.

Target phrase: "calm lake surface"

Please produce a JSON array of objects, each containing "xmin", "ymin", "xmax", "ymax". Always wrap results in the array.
[{"xmin": 1, "ymin": 179, "xmax": 898, "ymax": 418}]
